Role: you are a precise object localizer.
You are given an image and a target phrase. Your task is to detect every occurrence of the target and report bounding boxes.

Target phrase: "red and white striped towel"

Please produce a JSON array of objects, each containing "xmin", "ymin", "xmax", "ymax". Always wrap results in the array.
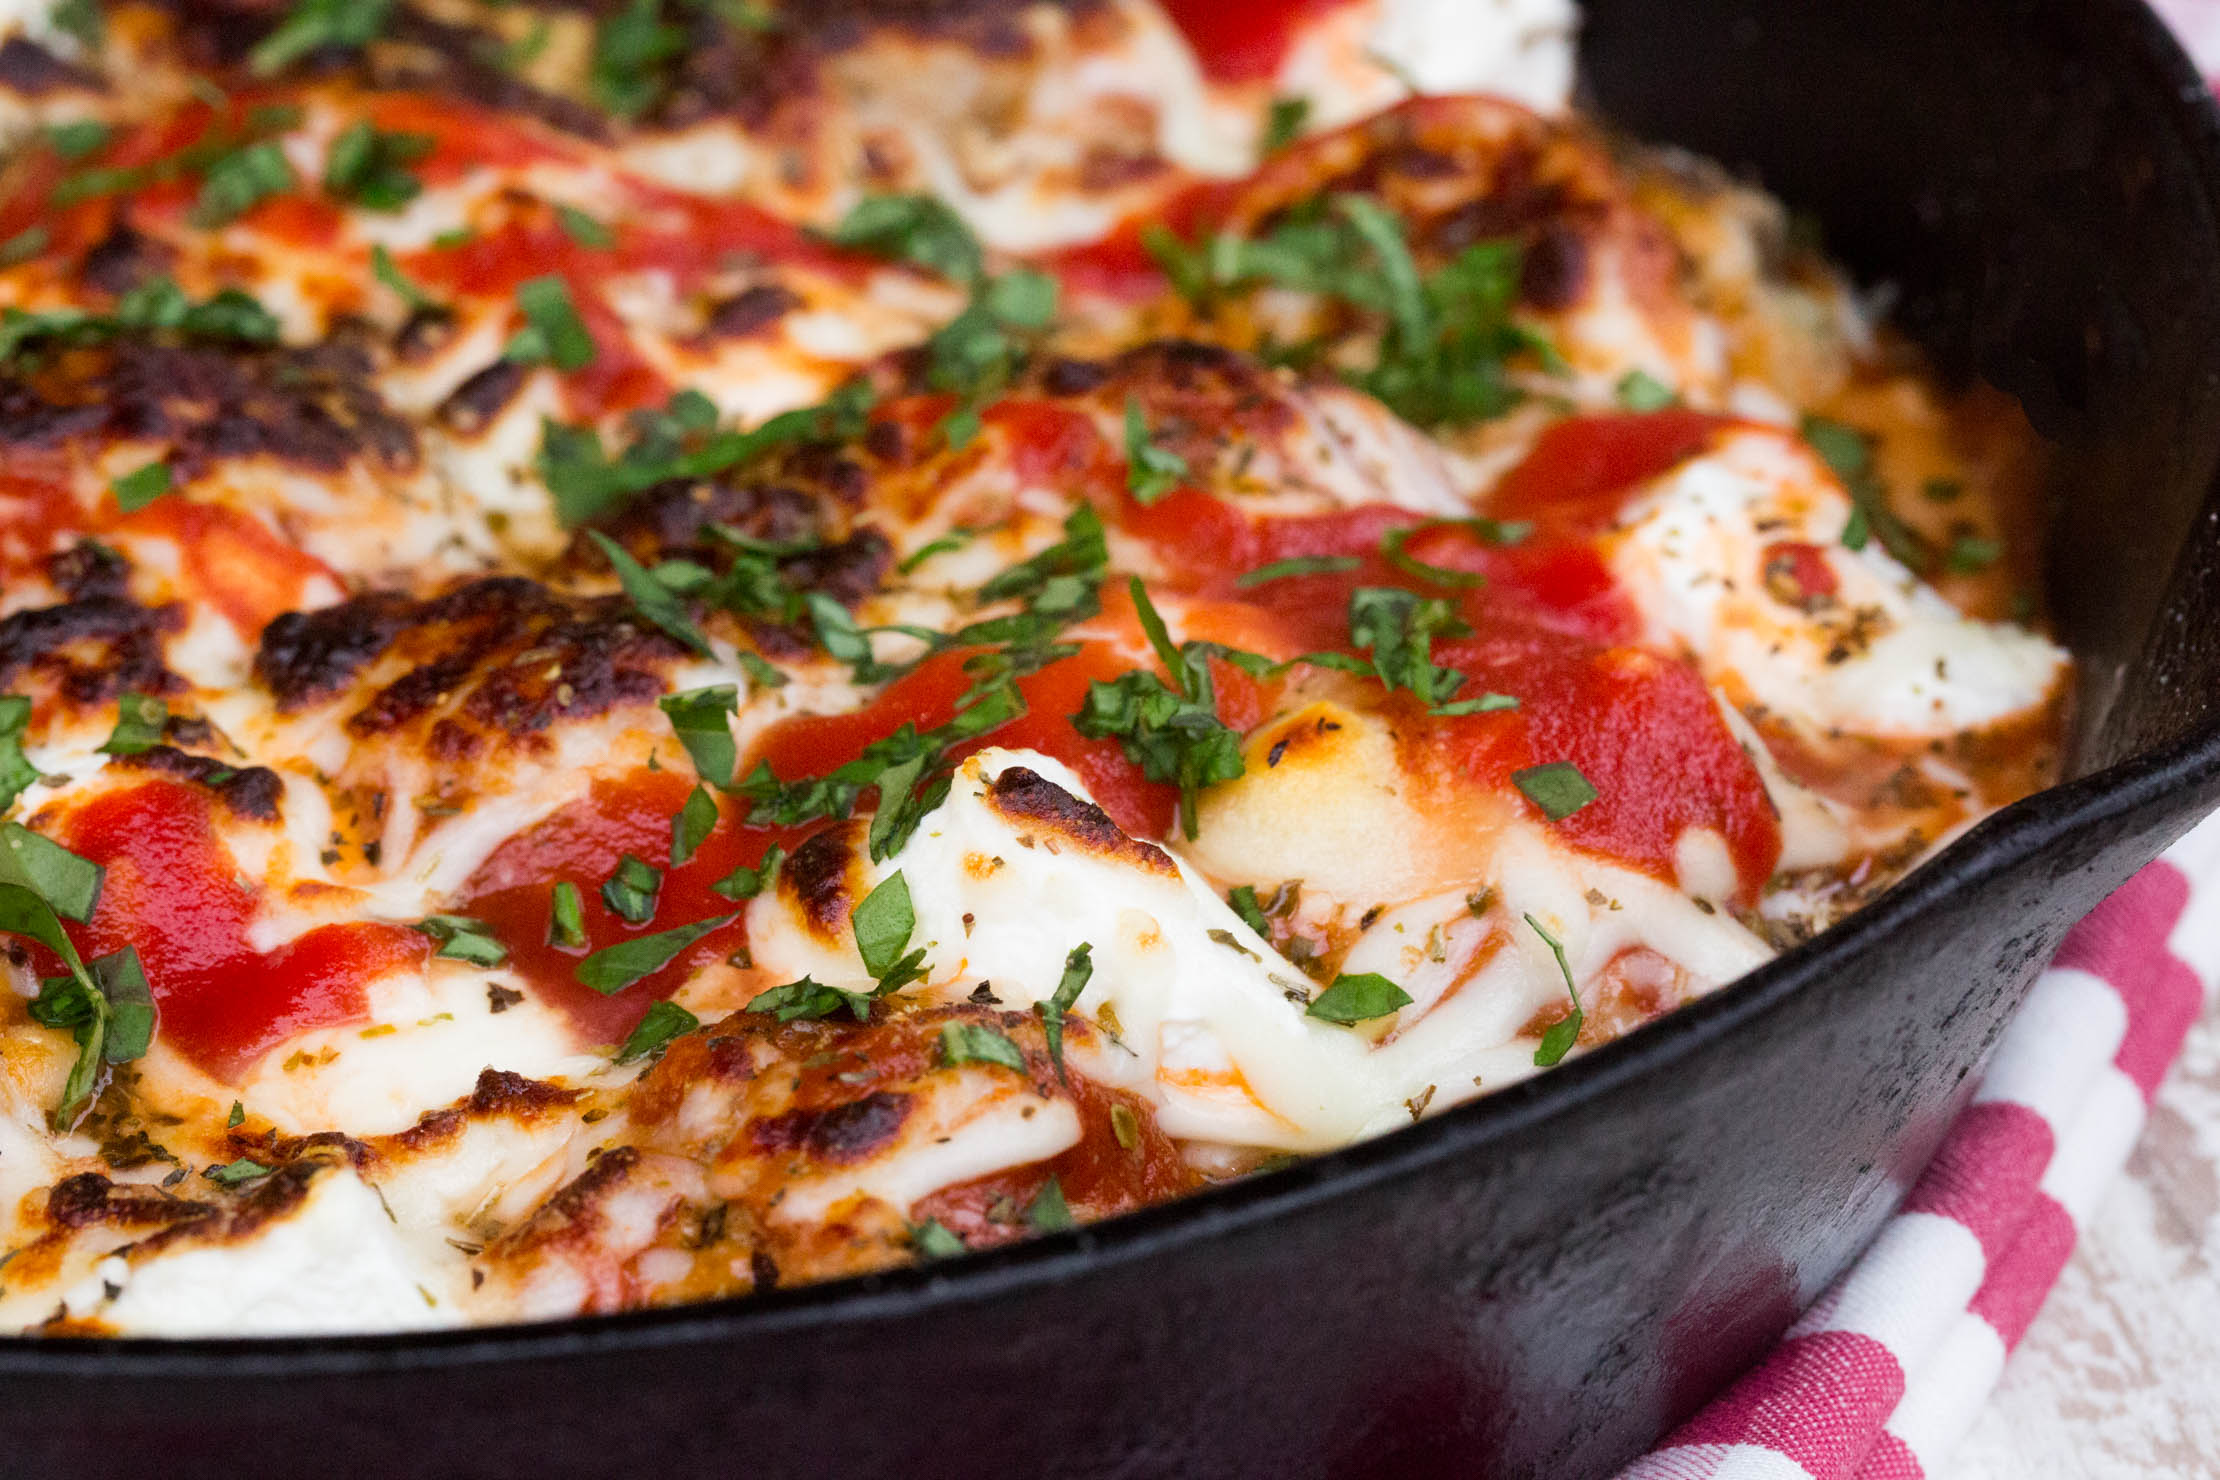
[{"xmin": 1620, "ymin": 814, "xmax": 2219, "ymax": 1479}]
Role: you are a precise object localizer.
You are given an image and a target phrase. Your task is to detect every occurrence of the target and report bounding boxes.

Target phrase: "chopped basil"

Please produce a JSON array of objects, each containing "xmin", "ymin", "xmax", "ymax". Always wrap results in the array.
[
  {"xmin": 616, "ymin": 999, "xmax": 699, "ymax": 1063},
  {"xmin": 1380, "ymin": 525, "xmax": 1484, "ymax": 589},
  {"xmin": 0, "ymin": 695, "xmax": 39, "ymax": 813},
  {"xmin": 97, "ymin": 692, "xmax": 168, "ymax": 756},
  {"xmin": 412, "ymin": 914, "xmax": 509, "ymax": 967},
  {"xmin": 827, "ymin": 193, "xmax": 984, "ymax": 289},
  {"xmin": 190, "ymin": 139, "xmax": 297, "ymax": 228},
  {"xmin": 3, "ymin": 822, "xmax": 103, "ymax": 922},
  {"xmin": 659, "ymin": 685, "xmax": 738, "ymax": 788},
  {"xmin": 1614, "ymin": 369, "xmax": 1678, "ymax": 411},
  {"xmin": 50, "ymin": 0, "xmax": 100, "ymax": 48},
  {"xmin": 576, "ymin": 912, "xmax": 736, "ymax": 994},
  {"xmin": 45, "ymin": 120, "xmax": 109, "ymax": 161},
  {"xmin": 504, "ymin": 276, "xmax": 596, "ymax": 371},
  {"xmin": 589, "ymin": 531, "xmax": 713, "ymax": 657},
  {"xmin": 323, "ymin": 120, "xmax": 432, "ymax": 211},
  {"xmin": 711, "ymin": 843, "xmax": 785, "ymax": 902},
  {"xmin": 227, "ymin": 1100, "xmax": 245, "ymax": 1128},
  {"xmin": 1527, "ymin": 912, "xmax": 1584, "ymax": 1067},
  {"xmin": 1431, "ymin": 691, "xmax": 1520, "ymax": 717},
  {"xmin": 744, "ymin": 975, "xmax": 872, "ymax": 1023},
  {"xmin": 92, "ymin": 946, "xmax": 154, "ymax": 1062},
  {"xmin": 591, "ymin": 0, "xmax": 688, "ymax": 118},
  {"xmin": 250, "ymin": 0, "xmax": 391, "ymax": 74},
  {"xmin": 1035, "ymin": 942, "xmax": 1092, "ymax": 1082},
  {"xmin": 1024, "ymin": 1175, "xmax": 1074, "ymax": 1232},
  {"xmin": 548, "ymin": 880, "xmax": 587, "ymax": 949},
  {"xmin": 1235, "ymin": 554, "xmax": 1359, "ymax": 587},
  {"xmin": 555, "ymin": 204, "xmax": 617, "ymax": 249},
  {"xmin": 938, "ymin": 1021, "xmax": 1027, "ymax": 1074},
  {"xmin": 910, "ymin": 1219, "xmax": 967, "ymax": 1259},
  {"xmin": 1511, "ymin": 761, "xmax": 1598, "ymax": 821},
  {"xmin": 203, "ymin": 1157, "xmax": 271, "ymax": 1186},
  {"xmin": 1945, "ymin": 534, "xmax": 2002, "ymax": 573},
  {"xmin": 1304, "ymin": 971, "xmax": 1412, "ymax": 1024},
  {"xmin": 109, "ymin": 461, "xmax": 171, "ymax": 513},
  {"xmin": 371, "ymin": 244, "xmax": 438, "ymax": 312},
  {"xmin": 1261, "ymin": 95, "xmax": 1311, "ymax": 154},
  {"xmin": 601, "ymin": 853, "xmax": 662, "ymax": 925},
  {"xmin": 1342, "ymin": 586, "xmax": 1474, "ymax": 712},
  {"xmin": 1109, "ymin": 1102, "xmax": 1140, "ymax": 1151},
  {"xmin": 0, "ymin": 226, "xmax": 48, "ymax": 268},
  {"xmin": 897, "ymin": 527, "xmax": 979, "ymax": 574},
  {"xmin": 1123, "ymin": 398, "xmax": 1189, "ymax": 505},
  {"xmin": 852, "ymin": 871, "xmax": 927, "ymax": 991},
  {"xmin": 669, "ymin": 785, "xmax": 718, "ymax": 867},
  {"xmin": 1072, "ymin": 578, "xmax": 1247, "ymax": 839},
  {"xmin": 1227, "ymin": 884, "xmax": 1271, "ymax": 937},
  {"xmin": 0, "ymin": 278, "xmax": 279, "ymax": 369},
  {"xmin": 1802, "ymin": 413, "xmax": 1932, "ymax": 572},
  {"xmin": 1922, "ymin": 477, "xmax": 1965, "ymax": 504}
]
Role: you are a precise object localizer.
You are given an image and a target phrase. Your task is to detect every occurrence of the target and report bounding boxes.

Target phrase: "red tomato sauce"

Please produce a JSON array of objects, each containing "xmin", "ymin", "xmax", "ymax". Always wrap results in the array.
[
  {"xmin": 50, "ymin": 781, "xmax": 430, "ymax": 1082},
  {"xmin": 1156, "ymin": 0, "xmax": 1364, "ymax": 83},
  {"xmin": 459, "ymin": 771, "xmax": 796, "ymax": 1044}
]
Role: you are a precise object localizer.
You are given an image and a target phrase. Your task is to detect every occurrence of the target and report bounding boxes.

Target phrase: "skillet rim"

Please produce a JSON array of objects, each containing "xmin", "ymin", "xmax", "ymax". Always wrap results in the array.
[{"xmin": 4, "ymin": 0, "xmax": 2217, "ymax": 1378}]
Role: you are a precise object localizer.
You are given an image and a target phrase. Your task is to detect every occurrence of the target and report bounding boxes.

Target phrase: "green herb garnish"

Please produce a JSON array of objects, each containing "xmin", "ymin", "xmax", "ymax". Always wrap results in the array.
[{"xmin": 1305, "ymin": 971, "xmax": 1412, "ymax": 1024}]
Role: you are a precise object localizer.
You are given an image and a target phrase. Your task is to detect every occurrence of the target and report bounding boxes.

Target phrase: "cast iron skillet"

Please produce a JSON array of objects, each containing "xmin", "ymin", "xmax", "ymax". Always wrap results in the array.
[{"xmin": 10, "ymin": 1, "xmax": 2220, "ymax": 1475}]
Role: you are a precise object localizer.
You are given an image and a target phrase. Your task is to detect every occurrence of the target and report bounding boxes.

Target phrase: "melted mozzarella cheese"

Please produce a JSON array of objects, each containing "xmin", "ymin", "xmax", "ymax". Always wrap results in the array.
[
  {"xmin": 83, "ymin": 1167, "xmax": 456, "ymax": 1337},
  {"xmin": 1603, "ymin": 427, "xmax": 2067, "ymax": 739},
  {"xmin": 746, "ymin": 747, "xmax": 1772, "ymax": 1151}
]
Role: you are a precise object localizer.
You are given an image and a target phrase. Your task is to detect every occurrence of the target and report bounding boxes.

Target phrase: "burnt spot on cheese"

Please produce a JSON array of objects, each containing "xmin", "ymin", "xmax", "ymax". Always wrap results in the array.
[
  {"xmin": 46, "ymin": 539, "xmax": 131, "ymax": 602},
  {"xmin": 256, "ymin": 577, "xmax": 685, "ymax": 745},
  {"xmin": 779, "ymin": 824, "xmax": 863, "ymax": 943},
  {"xmin": 435, "ymin": 360, "xmax": 530, "ymax": 435},
  {"xmin": 747, "ymin": 1090, "xmax": 912, "ymax": 1165},
  {"xmin": 78, "ymin": 220, "xmax": 177, "ymax": 299},
  {"xmin": 0, "ymin": 595, "xmax": 184, "ymax": 705},
  {"xmin": 0, "ymin": 35, "xmax": 100, "ymax": 95},
  {"xmin": 0, "ymin": 338, "xmax": 419, "ymax": 479},
  {"xmin": 702, "ymin": 284, "xmax": 802, "ymax": 341},
  {"xmin": 467, "ymin": 1067, "xmax": 583, "ymax": 1117},
  {"xmin": 1519, "ymin": 223, "xmax": 1591, "ymax": 313},
  {"xmin": 108, "ymin": 745, "xmax": 283, "ymax": 822},
  {"xmin": 131, "ymin": 1160, "xmax": 326, "ymax": 1255},
  {"xmin": 44, "ymin": 1173, "xmax": 210, "ymax": 1233},
  {"xmin": 987, "ymin": 765, "xmax": 1177, "ymax": 878}
]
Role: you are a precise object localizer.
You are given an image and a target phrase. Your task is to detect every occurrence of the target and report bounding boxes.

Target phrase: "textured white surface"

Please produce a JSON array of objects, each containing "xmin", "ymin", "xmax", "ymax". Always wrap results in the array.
[{"xmin": 1953, "ymin": 811, "xmax": 2220, "ymax": 1478}]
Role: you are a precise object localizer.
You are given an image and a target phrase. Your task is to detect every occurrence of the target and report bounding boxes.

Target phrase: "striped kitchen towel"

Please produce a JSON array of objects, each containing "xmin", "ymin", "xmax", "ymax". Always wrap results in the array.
[{"xmin": 1617, "ymin": 808, "xmax": 2220, "ymax": 1479}]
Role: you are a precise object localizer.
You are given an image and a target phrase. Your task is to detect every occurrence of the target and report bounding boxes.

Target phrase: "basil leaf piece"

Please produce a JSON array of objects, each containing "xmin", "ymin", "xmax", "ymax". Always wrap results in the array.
[
  {"xmin": 575, "ymin": 912, "xmax": 737, "ymax": 995},
  {"xmin": 669, "ymin": 785, "xmax": 718, "ymax": 867},
  {"xmin": 204, "ymin": 1157, "xmax": 271, "ymax": 1186},
  {"xmin": 1431, "ymin": 692, "xmax": 1520, "ymax": 716},
  {"xmin": 323, "ymin": 120, "xmax": 432, "ymax": 211},
  {"xmin": 1123, "ymin": 398, "xmax": 1189, "ymax": 505},
  {"xmin": 1381, "ymin": 525, "xmax": 1484, "ymax": 589},
  {"xmin": 3, "ymin": 822, "xmax": 104, "ymax": 923},
  {"xmin": 1614, "ymin": 369, "xmax": 1678, "ymax": 411},
  {"xmin": 555, "ymin": 204, "xmax": 616, "ymax": 249},
  {"xmin": 850, "ymin": 872, "xmax": 915, "ymax": 981},
  {"xmin": 504, "ymin": 275, "xmax": 596, "ymax": 371},
  {"xmin": 371, "ymin": 245, "xmax": 439, "ymax": 311},
  {"xmin": 0, "ymin": 694, "xmax": 41, "ymax": 813},
  {"xmin": 1227, "ymin": 885, "xmax": 1271, "ymax": 937},
  {"xmin": 412, "ymin": 914, "xmax": 509, "ymax": 967},
  {"xmin": 250, "ymin": 0, "xmax": 391, "ymax": 75},
  {"xmin": 98, "ymin": 692, "xmax": 168, "ymax": 755},
  {"xmin": 1035, "ymin": 942, "xmax": 1092, "ymax": 1082},
  {"xmin": 589, "ymin": 531, "xmax": 713, "ymax": 657},
  {"xmin": 938, "ymin": 1021, "xmax": 1027, "ymax": 1074},
  {"xmin": 1946, "ymin": 534, "xmax": 2002, "ymax": 573},
  {"xmin": 1024, "ymin": 1175, "xmax": 1074, "ymax": 1233},
  {"xmin": 1305, "ymin": 971, "xmax": 1413, "ymax": 1025},
  {"xmin": 744, "ymin": 975, "xmax": 872, "ymax": 1023},
  {"xmin": 93, "ymin": 946, "xmax": 154, "ymax": 1063},
  {"xmin": 109, "ymin": 461, "xmax": 172, "ymax": 513},
  {"xmin": 600, "ymin": 853, "xmax": 662, "ymax": 925},
  {"xmin": 0, "ymin": 226, "xmax": 48, "ymax": 268},
  {"xmin": 548, "ymin": 880, "xmax": 587, "ymax": 949},
  {"xmin": 45, "ymin": 120, "xmax": 109, "ymax": 161},
  {"xmin": 910, "ymin": 1219, "xmax": 967, "ymax": 1259},
  {"xmin": 1510, "ymin": 761, "xmax": 1598, "ymax": 821},
  {"xmin": 590, "ymin": 0, "xmax": 686, "ymax": 117},
  {"xmin": 616, "ymin": 999, "xmax": 699, "ymax": 1063},
  {"xmin": 711, "ymin": 843, "xmax": 785, "ymax": 902},
  {"xmin": 189, "ymin": 139, "xmax": 297, "ymax": 228},
  {"xmin": 1261, "ymin": 95, "xmax": 1310, "ymax": 154},
  {"xmin": 826, "ymin": 194, "xmax": 984, "ymax": 289},
  {"xmin": 1526, "ymin": 912, "xmax": 1585, "ymax": 1067},
  {"xmin": 228, "ymin": 1100, "xmax": 245, "ymax": 1128},
  {"xmin": 657, "ymin": 684, "xmax": 739, "ymax": 787},
  {"xmin": 1235, "ymin": 555, "xmax": 1359, "ymax": 587}
]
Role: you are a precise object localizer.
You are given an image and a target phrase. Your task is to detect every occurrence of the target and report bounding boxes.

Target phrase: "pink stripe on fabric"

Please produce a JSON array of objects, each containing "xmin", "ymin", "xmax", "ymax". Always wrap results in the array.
[
  {"xmin": 1897, "ymin": 1102, "xmax": 2053, "ymax": 1264},
  {"xmin": 1967, "ymin": 1192, "xmax": 2076, "ymax": 1349},
  {"xmin": 1666, "ymin": 1329, "xmax": 1906, "ymax": 1477},
  {"xmin": 1851, "ymin": 1430, "xmax": 1925, "ymax": 1480},
  {"xmin": 2089, "ymin": 864, "xmax": 2205, "ymax": 1099}
]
